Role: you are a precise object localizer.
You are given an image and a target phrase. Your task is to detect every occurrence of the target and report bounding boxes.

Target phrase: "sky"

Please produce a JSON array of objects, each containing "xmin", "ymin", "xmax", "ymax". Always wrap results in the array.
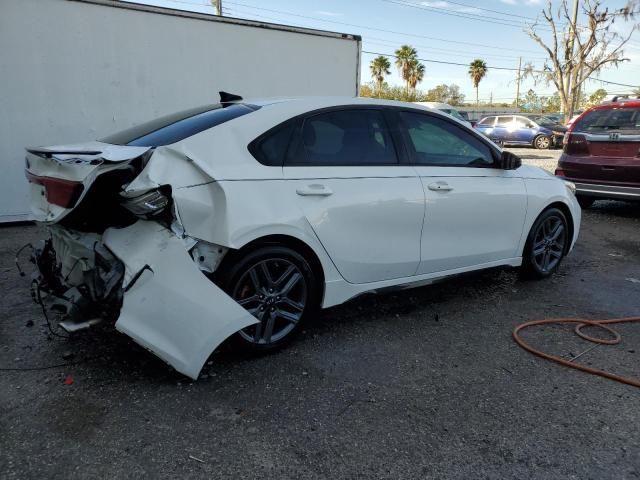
[{"xmin": 130, "ymin": 0, "xmax": 640, "ymax": 103}]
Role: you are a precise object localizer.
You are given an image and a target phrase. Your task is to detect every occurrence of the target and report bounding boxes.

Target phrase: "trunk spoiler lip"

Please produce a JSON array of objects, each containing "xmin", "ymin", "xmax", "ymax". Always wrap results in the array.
[
  {"xmin": 26, "ymin": 147, "xmax": 103, "ymax": 158},
  {"xmin": 26, "ymin": 143, "xmax": 152, "ymax": 162}
]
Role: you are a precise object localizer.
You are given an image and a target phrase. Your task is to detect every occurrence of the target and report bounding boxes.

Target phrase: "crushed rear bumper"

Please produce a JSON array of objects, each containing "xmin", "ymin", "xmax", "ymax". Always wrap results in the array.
[{"xmin": 30, "ymin": 221, "xmax": 257, "ymax": 379}]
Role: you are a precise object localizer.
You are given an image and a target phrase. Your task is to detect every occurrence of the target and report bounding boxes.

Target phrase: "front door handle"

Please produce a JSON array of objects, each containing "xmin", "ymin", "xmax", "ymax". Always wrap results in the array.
[
  {"xmin": 427, "ymin": 181, "xmax": 453, "ymax": 192},
  {"xmin": 296, "ymin": 184, "xmax": 333, "ymax": 196}
]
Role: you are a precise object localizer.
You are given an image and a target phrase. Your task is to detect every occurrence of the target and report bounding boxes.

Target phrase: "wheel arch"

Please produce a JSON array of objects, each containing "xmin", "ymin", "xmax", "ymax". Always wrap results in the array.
[
  {"xmin": 525, "ymin": 201, "xmax": 575, "ymax": 255},
  {"xmin": 217, "ymin": 234, "xmax": 326, "ymax": 296}
]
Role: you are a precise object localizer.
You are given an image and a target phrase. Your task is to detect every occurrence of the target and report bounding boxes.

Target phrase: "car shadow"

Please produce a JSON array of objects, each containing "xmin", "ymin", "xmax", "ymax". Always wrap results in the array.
[{"xmin": 587, "ymin": 200, "xmax": 640, "ymax": 220}]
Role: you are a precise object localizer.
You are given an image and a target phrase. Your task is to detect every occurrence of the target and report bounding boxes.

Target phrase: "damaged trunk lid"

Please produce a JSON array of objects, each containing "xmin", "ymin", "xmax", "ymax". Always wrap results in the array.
[{"xmin": 25, "ymin": 141, "xmax": 151, "ymax": 223}]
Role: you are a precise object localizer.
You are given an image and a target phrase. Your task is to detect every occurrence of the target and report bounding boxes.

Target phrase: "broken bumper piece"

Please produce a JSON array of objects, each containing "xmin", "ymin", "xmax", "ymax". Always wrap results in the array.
[{"xmin": 103, "ymin": 220, "xmax": 258, "ymax": 379}]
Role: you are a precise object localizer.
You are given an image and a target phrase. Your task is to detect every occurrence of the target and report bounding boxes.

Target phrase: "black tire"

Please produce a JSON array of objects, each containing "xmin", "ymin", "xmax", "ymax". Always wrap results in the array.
[
  {"xmin": 534, "ymin": 135, "xmax": 551, "ymax": 150},
  {"xmin": 216, "ymin": 245, "xmax": 320, "ymax": 354},
  {"xmin": 521, "ymin": 208, "xmax": 570, "ymax": 279},
  {"xmin": 577, "ymin": 196, "xmax": 595, "ymax": 209}
]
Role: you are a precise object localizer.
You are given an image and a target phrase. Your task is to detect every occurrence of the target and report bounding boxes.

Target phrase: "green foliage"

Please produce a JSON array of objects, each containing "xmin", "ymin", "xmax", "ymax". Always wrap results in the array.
[
  {"xmin": 586, "ymin": 88, "xmax": 607, "ymax": 107},
  {"xmin": 360, "ymin": 82, "xmax": 423, "ymax": 101},
  {"xmin": 468, "ymin": 59, "xmax": 488, "ymax": 104},
  {"xmin": 424, "ymin": 84, "xmax": 465, "ymax": 105},
  {"xmin": 394, "ymin": 45, "xmax": 419, "ymax": 93},
  {"xmin": 370, "ymin": 56, "xmax": 392, "ymax": 97}
]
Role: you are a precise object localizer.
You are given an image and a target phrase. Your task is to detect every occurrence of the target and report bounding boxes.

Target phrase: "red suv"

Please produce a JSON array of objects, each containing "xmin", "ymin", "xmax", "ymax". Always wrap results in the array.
[{"xmin": 556, "ymin": 98, "xmax": 640, "ymax": 208}]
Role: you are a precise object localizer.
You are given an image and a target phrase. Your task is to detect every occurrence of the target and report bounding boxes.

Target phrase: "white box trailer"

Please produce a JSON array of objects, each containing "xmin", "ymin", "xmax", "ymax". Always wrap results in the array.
[{"xmin": 0, "ymin": 0, "xmax": 362, "ymax": 221}]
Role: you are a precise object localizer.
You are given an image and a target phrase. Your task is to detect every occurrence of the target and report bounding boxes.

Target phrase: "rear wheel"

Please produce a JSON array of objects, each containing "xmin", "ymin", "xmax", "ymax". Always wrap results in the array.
[
  {"xmin": 534, "ymin": 135, "xmax": 551, "ymax": 150},
  {"xmin": 577, "ymin": 196, "xmax": 595, "ymax": 209},
  {"xmin": 217, "ymin": 246, "xmax": 320, "ymax": 353},
  {"xmin": 521, "ymin": 208, "xmax": 570, "ymax": 279}
]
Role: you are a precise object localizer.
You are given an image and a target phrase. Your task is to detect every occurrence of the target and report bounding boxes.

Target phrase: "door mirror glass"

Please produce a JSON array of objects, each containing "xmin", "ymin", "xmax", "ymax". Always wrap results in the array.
[{"xmin": 499, "ymin": 151, "xmax": 522, "ymax": 170}]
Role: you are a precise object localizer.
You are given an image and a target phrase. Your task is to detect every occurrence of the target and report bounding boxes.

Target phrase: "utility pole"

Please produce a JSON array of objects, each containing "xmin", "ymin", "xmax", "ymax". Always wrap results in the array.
[
  {"xmin": 515, "ymin": 57, "xmax": 522, "ymax": 110},
  {"xmin": 211, "ymin": 0, "xmax": 222, "ymax": 15},
  {"xmin": 566, "ymin": 0, "xmax": 580, "ymax": 117}
]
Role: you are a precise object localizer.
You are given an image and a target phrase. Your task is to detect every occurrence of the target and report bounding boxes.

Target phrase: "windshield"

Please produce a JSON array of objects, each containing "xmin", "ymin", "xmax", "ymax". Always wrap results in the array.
[
  {"xmin": 573, "ymin": 107, "xmax": 640, "ymax": 133},
  {"xmin": 530, "ymin": 116, "xmax": 556, "ymax": 127},
  {"xmin": 100, "ymin": 103, "xmax": 258, "ymax": 147}
]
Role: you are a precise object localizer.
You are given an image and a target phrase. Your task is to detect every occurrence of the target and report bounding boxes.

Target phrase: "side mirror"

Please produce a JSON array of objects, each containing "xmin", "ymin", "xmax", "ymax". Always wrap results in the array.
[{"xmin": 499, "ymin": 151, "xmax": 521, "ymax": 170}]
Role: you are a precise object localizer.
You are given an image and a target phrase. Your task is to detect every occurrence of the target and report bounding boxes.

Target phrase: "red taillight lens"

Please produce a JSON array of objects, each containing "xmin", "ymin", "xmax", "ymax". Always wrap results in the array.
[
  {"xmin": 563, "ymin": 133, "xmax": 589, "ymax": 156},
  {"xmin": 25, "ymin": 171, "xmax": 84, "ymax": 208},
  {"xmin": 555, "ymin": 168, "xmax": 566, "ymax": 177}
]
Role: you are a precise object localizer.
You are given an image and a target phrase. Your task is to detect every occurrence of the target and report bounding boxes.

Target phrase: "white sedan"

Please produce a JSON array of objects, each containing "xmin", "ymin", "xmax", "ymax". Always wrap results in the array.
[{"xmin": 24, "ymin": 94, "xmax": 581, "ymax": 379}]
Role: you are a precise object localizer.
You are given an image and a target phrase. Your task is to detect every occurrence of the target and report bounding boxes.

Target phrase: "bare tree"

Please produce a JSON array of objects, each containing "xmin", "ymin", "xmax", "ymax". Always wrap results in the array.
[{"xmin": 525, "ymin": 0, "xmax": 639, "ymax": 121}]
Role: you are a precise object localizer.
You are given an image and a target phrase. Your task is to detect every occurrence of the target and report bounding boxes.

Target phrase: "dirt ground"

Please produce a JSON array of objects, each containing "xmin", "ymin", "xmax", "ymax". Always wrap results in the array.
[{"xmin": 1, "ymin": 149, "xmax": 639, "ymax": 479}]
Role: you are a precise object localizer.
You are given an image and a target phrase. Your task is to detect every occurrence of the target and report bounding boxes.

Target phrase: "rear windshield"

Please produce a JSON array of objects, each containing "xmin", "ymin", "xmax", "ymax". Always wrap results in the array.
[
  {"xmin": 100, "ymin": 103, "xmax": 258, "ymax": 147},
  {"xmin": 573, "ymin": 107, "xmax": 640, "ymax": 133}
]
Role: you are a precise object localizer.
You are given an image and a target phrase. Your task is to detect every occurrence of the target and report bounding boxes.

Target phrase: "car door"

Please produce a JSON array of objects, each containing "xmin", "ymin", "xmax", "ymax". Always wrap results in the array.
[
  {"xmin": 510, "ymin": 116, "xmax": 536, "ymax": 144},
  {"xmin": 395, "ymin": 109, "xmax": 528, "ymax": 275},
  {"xmin": 282, "ymin": 107, "xmax": 425, "ymax": 284},
  {"xmin": 494, "ymin": 115, "xmax": 515, "ymax": 144},
  {"xmin": 474, "ymin": 116, "xmax": 495, "ymax": 137}
]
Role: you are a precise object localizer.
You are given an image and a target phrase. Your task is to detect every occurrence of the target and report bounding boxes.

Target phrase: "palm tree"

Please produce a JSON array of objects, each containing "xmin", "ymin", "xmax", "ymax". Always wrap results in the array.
[
  {"xmin": 407, "ymin": 60, "xmax": 426, "ymax": 98},
  {"xmin": 468, "ymin": 59, "xmax": 488, "ymax": 105},
  {"xmin": 370, "ymin": 56, "xmax": 391, "ymax": 97},
  {"xmin": 395, "ymin": 45, "xmax": 418, "ymax": 95}
]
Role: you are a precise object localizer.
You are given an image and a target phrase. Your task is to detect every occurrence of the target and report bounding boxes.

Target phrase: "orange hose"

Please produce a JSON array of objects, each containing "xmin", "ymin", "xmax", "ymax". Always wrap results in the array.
[{"xmin": 512, "ymin": 317, "xmax": 640, "ymax": 388}]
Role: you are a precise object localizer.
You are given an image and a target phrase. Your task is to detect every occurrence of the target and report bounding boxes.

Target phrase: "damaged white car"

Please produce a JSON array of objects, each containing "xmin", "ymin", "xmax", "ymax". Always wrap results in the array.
[{"xmin": 24, "ymin": 94, "xmax": 581, "ymax": 379}]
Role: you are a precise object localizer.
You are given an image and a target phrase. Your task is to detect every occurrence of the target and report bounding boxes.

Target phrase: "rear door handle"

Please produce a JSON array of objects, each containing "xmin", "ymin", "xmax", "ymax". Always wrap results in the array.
[
  {"xmin": 427, "ymin": 181, "xmax": 453, "ymax": 192},
  {"xmin": 296, "ymin": 184, "xmax": 333, "ymax": 196}
]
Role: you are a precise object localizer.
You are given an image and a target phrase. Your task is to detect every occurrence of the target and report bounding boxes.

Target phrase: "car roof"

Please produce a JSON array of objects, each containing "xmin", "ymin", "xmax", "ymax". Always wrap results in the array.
[
  {"xmin": 588, "ymin": 99, "xmax": 640, "ymax": 111},
  {"xmin": 236, "ymin": 96, "xmax": 468, "ymax": 128}
]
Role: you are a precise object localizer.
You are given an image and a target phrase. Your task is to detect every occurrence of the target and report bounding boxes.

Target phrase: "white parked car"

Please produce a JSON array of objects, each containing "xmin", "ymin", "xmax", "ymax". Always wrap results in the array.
[{"xmin": 24, "ymin": 94, "xmax": 581, "ymax": 379}]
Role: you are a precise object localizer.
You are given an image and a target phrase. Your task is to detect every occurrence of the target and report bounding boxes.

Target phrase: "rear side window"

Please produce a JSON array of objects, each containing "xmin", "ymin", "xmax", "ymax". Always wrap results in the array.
[
  {"xmin": 573, "ymin": 107, "xmax": 640, "ymax": 133},
  {"xmin": 514, "ymin": 116, "xmax": 532, "ymax": 128},
  {"xmin": 496, "ymin": 116, "xmax": 513, "ymax": 127},
  {"xmin": 399, "ymin": 111, "xmax": 494, "ymax": 167},
  {"xmin": 291, "ymin": 109, "xmax": 398, "ymax": 165},
  {"xmin": 249, "ymin": 122, "xmax": 295, "ymax": 166},
  {"xmin": 478, "ymin": 117, "xmax": 495, "ymax": 126},
  {"xmin": 101, "ymin": 103, "xmax": 258, "ymax": 147}
]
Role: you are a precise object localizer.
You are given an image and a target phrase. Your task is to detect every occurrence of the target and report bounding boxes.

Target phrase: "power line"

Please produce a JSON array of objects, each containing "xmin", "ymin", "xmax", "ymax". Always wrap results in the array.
[
  {"xmin": 363, "ymin": 50, "xmax": 640, "ymax": 88},
  {"xmin": 382, "ymin": 0, "xmax": 552, "ymax": 31},
  {"xmin": 223, "ymin": 0, "xmax": 542, "ymax": 54},
  {"xmin": 363, "ymin": 49, "xmax": 525, "ymax": 71},
  {"xmin": 144, "ymin": 0, "xmax": 640, "ymax": 90},
  {"xmin": 364, "ymin": 37, "xmax": 548, "ymax": 61},
  {"xmin": 424, "ymin": 0, "xmax": 546, "ymax": 22}
]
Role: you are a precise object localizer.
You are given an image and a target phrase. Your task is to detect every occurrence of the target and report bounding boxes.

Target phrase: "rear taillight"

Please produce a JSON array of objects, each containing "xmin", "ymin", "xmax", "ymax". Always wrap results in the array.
[
  {"xmin": 25, "ymin": 171, "xmax": 84, "ymax": 208},
  {"xmin": 555, "ymin": 168, "xmax": 566, "ymax": 177},
  {"xmin": 563, "ymin": 133, "xmax": 590, "ymax": 156}
]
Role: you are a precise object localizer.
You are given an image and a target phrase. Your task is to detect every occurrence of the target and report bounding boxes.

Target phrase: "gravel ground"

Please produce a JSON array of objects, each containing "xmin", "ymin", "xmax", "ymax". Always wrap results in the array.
[
  {"xmin": 1, "ymin": 172, "xmax": 640, "ymax": 479},
  {"xmin": 506, "ymin": 146, "xmax": 563, "ymax": 173}
]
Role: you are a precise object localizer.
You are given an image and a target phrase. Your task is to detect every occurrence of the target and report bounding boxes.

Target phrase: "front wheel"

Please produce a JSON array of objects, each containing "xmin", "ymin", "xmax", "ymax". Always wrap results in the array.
[
  {"xmin": 521, "ymin": 208, "xmax": 570, "ymax": 279},
  {"xmin": 217, "ymin": 246, "xmax": 320, "ymax": 353},
  {"xmin": 534, "ymin": 135, "xmax": 551, "ymax": 150}
]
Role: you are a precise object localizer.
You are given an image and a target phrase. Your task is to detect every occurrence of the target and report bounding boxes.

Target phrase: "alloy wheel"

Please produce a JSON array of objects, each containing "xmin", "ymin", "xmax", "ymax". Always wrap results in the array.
[
  {"xmin": 532, "ymin": 215, "xmax": 566, "ymax": 273},
  {"xmin": 535, "ymin": 136, "xmax": 550, "ymax": 149},
  {"xmin": 232, "ymin": 258, "xmax": 307, "ymax": 345}
]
